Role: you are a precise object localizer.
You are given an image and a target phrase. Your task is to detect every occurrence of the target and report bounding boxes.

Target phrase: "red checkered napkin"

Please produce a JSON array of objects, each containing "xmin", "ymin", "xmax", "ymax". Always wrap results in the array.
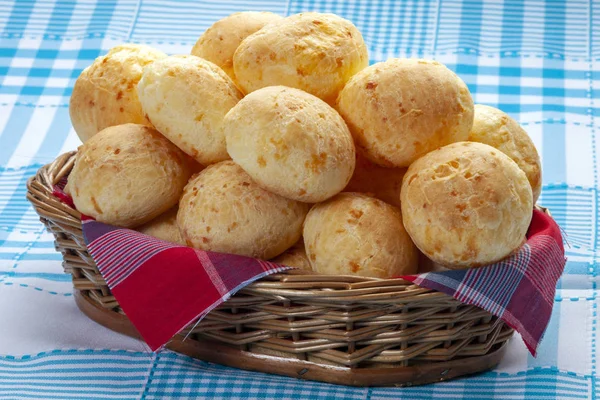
[{"xmin": 81, "ymin": 215, "xmax": 291, "ymax": 350}]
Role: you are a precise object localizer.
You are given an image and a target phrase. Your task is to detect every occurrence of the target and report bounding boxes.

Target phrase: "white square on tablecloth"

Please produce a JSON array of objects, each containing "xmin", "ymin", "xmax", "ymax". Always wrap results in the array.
[{"xmin": 10, "ymin": 57, "xmax": 35, "ymax": 69}]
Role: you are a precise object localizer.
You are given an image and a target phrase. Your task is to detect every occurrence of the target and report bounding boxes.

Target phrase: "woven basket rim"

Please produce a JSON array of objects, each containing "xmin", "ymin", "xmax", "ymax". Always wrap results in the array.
[{"xmin": 26, "ymin": 150, "xmax": 546, "ymax": 301}]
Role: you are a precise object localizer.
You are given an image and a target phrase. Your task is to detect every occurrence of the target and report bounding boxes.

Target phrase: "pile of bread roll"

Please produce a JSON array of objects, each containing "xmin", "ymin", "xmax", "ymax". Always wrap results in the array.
[{"xmin": 66, "ymin": 12, "xmax": 541, "ymax": 278}]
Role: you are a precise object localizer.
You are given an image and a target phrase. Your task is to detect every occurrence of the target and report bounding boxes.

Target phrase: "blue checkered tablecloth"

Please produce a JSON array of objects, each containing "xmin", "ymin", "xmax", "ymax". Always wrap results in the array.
[{"xmin": 0, "ymin": 0, "xmax": 598, "ymax": 399}]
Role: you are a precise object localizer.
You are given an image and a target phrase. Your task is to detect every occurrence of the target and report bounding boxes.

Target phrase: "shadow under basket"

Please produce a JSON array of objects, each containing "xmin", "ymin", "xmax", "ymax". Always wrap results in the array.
[{"xmin": 27, "ymin": 151, "xmax": 516, "ymax": 387}]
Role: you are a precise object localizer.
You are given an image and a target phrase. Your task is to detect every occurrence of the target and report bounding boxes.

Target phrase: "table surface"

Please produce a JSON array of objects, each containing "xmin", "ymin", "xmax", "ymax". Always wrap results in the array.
[{"xmin": 0, "ymin": 0, "xmax": 597, "ymax": 399}]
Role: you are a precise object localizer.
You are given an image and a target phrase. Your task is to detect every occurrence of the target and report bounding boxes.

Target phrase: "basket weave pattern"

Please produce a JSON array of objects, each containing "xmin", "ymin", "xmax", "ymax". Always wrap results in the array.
[{"xmin": 27, "ymin": 152, "xmax": 513, "ymax": 370}]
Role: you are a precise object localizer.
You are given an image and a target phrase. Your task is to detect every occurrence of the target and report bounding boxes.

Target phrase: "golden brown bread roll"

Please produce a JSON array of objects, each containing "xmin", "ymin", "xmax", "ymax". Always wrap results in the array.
[
  {"xmin": 337, "ymin": 58, "xmax": 474, "ymax": 168},
  {"xmin": 233, "ymin": 12, "xmax": 368, "ymax": 104},
  {"xmin": 177, "ymin": 161, "xmax": 309, "ymax": 259},
  {"xmin": 68, "ymin": 124, "xmax": 191, "ymax": 228},
  {"xmin": 69, "ymin": 44, "xmax": 167, "ymax": 143},
  {"xmin": 271, "ymin": 239, "xmax": 311, "ymax": 270},
  {"xmin": 344, "ymin": 153, "xmax": 406, "ymax": 208},
  {"xmin": 191, "ymin": 11, "xmax": 282, "ymax": 81},
  {"xmin": 224, "ymin": 86, "xmax": 355, "ymax": 202},
  {"xmin": 136, "ymin": 207, "xmax": 185, "ymax": 245},
  {"xmin": 304, "ymin": 193, "xmax": 418, "ymax": 278},
  {"xmin": 469, "ymin": 104, "xmax": 542, "ymax": 203},
  {"xmin": 401, "ymin": 141, "xmax": 533, "ymax": 269},
  {"xmin": 137, "ymin": 55, "xmax": 243, "ymax": 166}
]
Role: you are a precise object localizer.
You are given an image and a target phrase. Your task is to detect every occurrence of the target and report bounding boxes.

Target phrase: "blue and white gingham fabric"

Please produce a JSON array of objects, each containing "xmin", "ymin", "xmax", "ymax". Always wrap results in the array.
[{"xmin": 0, "ymin": 0, "xmax": 598, "ymax": 398}]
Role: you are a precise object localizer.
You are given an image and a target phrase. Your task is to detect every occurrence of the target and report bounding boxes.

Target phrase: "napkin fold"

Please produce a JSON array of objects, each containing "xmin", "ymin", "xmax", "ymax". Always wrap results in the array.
[
  {"xmin": 401, "ymin": 209, "xmax": 565, "ymax": 356},
  {"xmin": 54, "ymin": 185, "xmax": 565, "ymax": 355},
  {"xmin": 81, "ymin": 215, "xmax": 291, "ymax": 350}
]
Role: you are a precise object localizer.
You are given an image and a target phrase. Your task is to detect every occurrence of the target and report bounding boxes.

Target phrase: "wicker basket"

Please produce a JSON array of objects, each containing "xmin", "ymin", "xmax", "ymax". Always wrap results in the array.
[{"xmin": 27, "ymin": 151, "xmax": 516, "ymax": 387}]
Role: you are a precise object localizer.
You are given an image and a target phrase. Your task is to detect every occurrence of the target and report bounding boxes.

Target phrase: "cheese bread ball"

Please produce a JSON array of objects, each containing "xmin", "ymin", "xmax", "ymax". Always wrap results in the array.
[
  {"xmin": 137, "ymin": 207, "xmax": 185, "ymax": 245},
  {"xmin": 233, "ymin": 12, "xmax": 368, "ymax": 104},
  {"xmin": 70, "ymin": 44, "xmax": 167, "ymax": 143},
  {"xmin": 224, "ymin": 86, "xmax": 355, "ymax": 202},
  {"xmin": 191, "ymin": 11, "xmax": 282, "ymax": 80},
  {"xmin": 137, "ymin": 55, "xmax": 243, "ymax": 165},
  {"xmin": 337, "ymin": 58, "xmax": 474, "ymax": 168},
  {"xmin": 469, "ymin": 104, "xmax": 542, "ymax": 203},
  {"xmin": 271, "ymin": 240, "xmax": 311, "ymax": 270},
  {"xmin": 401, "ymin": 142, "xmax": 533, "ymax": 269},
  {"xmin": 177, "ymin": 161, "xmax": 309, "ymax": 259},
  {"xmin": 344, "ymin": 153, "xmax": 406, "ymax": 208},
  {"xmin": 69, "ymin": 124, "xmax": 191, "ymax": 228},
  {"xmin": 304, "ymin": 193, "xmax": 418, "ymax": 278}
]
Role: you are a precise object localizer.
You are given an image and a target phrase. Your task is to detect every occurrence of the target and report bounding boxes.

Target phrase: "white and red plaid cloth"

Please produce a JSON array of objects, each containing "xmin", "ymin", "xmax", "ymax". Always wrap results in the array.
[
  {"xmin": 81, "ymin": 215, "xmax": 291, "ymax": 350},
  {"xmin": 54, "ymin": 185, "xmax": 565, "ymax": 355}
]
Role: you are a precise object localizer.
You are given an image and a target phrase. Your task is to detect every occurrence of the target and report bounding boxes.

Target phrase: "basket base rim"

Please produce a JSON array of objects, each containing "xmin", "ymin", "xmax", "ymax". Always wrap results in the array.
[{"xmin": 74, "ymin": 290, "xmax": 508, "ymax": 387}]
